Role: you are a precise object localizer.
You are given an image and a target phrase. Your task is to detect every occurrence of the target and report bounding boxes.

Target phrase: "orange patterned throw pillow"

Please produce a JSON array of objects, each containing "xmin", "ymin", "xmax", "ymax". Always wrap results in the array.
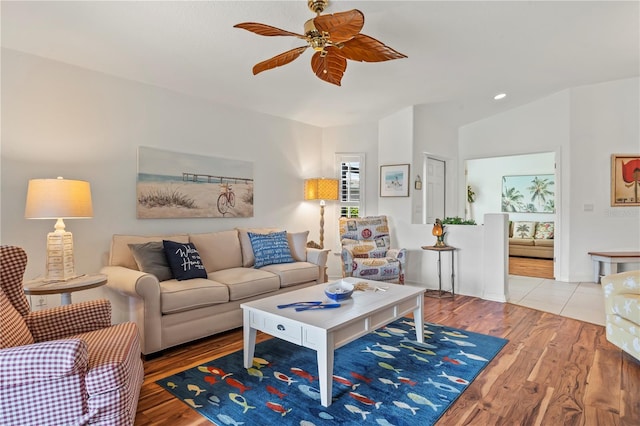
[{"xmin": 534, "ymin": 222, "xmax": 554, "ymax": 239}]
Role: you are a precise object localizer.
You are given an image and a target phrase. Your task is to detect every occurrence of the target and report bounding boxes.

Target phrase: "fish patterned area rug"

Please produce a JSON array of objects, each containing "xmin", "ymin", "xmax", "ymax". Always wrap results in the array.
[{"xmin": 157, "ymin": 319, "xmax": 507, "ymax": 425}]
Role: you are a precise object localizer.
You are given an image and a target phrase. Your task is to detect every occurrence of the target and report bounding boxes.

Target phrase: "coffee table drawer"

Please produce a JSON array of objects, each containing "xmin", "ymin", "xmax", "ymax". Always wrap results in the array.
[{"xmin": 254, "ymin": 313, "xmax": 302, "ymax": 345}]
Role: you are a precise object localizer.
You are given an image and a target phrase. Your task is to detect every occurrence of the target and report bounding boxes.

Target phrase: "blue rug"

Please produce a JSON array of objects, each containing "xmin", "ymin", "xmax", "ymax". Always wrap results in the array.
[{"xmin": 157, "ymin": 319, "xmax": 507, "ymax": 425}]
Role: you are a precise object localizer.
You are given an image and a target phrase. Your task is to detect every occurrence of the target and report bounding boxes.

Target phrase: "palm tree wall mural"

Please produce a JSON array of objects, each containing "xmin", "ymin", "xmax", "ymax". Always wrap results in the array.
[{"xmin": 502, "ymin": 175, "xmax": 555, "ymax": 213}]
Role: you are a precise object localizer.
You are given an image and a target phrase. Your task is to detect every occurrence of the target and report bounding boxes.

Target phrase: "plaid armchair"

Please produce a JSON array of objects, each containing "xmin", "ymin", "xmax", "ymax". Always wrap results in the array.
[
  {"xmin": 0, "ymin": 246, "xmax": 144, "ymax": 426},
  {"xmin": 339, "ymin": 215, "xmax": 406, "ymax": 284}
]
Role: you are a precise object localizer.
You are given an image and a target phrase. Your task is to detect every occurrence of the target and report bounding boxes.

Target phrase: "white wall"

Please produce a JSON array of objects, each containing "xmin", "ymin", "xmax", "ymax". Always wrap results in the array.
[
  {"xmin": 460, "ymin": 78, "xmax": 640, "ymax": 281},
  {"xmin": 322, "ymin": 105, "xmax": 508, "ymax": 299},
  {"xmin": 567, "ymin": 78, "xmax": 640, "ymax": 275},
  {"xmin": 321, "ymin": 122, "xmax": 379, "ymax": 277},
  {"xmin": 412, "ymin": 103, "xmax": 460, "ymax": 223},
  {"xmin": 1, "ymin": 49, "xmax": 322, "ymax": 312}
]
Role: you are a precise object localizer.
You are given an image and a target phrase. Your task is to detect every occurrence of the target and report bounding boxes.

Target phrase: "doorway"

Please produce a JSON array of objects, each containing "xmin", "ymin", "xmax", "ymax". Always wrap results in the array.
[
  {"xmin": 425, "ymin": 156, "xmax": 446, "ymax": 224},
  {"xmin": 465, "ymin": 152, "xmax": 558, "ymax": 279}
]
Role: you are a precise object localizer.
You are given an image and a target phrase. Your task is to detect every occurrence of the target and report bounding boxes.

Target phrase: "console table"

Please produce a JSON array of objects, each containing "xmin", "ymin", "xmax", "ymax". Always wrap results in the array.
[
  {"xmin": 588, "ymin": 251, "xmax": 640, "ymax": 283},
  {"xmin": 421, "ymin": 245, "xmax": 456, "ymax": 298}
]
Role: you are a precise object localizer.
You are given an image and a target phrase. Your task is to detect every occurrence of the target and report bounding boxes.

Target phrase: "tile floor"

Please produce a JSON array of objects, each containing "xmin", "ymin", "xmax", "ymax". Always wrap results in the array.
[{"xmin": 508, "ymin": 275, "xmax": 605, "ymax": 326}]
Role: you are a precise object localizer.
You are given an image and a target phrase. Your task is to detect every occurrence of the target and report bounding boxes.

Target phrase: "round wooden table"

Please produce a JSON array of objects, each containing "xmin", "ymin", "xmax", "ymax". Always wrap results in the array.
[{"xmin": 23, "ymin": 273, "xmax": 107, "ymax": 305}]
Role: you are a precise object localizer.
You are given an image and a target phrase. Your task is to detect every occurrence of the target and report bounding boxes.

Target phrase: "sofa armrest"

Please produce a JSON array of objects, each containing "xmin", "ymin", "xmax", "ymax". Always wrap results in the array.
[
  {"xmin": 306, "ymin": 248, "xmax": 329, "ymax": 283},
  {"xmin": 386, "ymin": 248, "xmax": 407, "ymax": 266},
  {"xmin": 0, "ymin": 339, "xmax": 87, "ymax": 387},
  {"xmin": 100, "ymin": 265, "xmax": 162, "ymax": 355},
  {"xmin": 306, "ymin": 248, "xmax": 329, "ymax": 267},
  {"xmin": 100, "ymin": 265, "xmax": 160, "ymax": 300},
  {"xmin": 603, "ymin": 270, "xmax": 640, "ymax": 314},
  {"xmin": 341, "ymin": 247, "xmax": 355, "ymax": 277},
  {"xmin": 25, "ymin": 300, "xmax": 111, "ymax": 342}
]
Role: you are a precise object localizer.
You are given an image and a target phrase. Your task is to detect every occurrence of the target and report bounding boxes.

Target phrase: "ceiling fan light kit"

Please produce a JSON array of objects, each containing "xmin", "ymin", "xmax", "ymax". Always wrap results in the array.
[{"xmin": 234, "ymin": 0, "xmax": 407, "ymax": 86}]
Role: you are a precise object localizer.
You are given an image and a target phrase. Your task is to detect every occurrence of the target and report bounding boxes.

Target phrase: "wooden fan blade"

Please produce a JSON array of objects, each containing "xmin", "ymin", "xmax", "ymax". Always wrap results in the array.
[
  {"xmin": 311, "ymin": 48, "xmax": 347, "ymax": 86},
  {"xmin": 234, "ymin": 22, "xmax": 306, "ymax": 39},
  {"xmin": 252, "ymin": 46, "xmax": 309, "ymax": 75},
  {"xmin": 313, "ymin": 9, "xmax": 364, "ymax": 44},
  {"xmin": 336, "ymin": 34, "xmax": 407, "ymax": 62}
]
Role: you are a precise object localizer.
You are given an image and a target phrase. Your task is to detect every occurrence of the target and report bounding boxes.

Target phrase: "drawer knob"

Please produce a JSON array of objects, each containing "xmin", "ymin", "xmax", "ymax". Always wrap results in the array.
[{"xmin": 277, "ymin": 324, "xmax": 285, "ymax": 331}]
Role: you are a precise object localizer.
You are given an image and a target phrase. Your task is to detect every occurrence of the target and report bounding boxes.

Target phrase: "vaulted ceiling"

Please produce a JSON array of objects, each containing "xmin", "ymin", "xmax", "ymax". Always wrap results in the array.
[{"xmin": 2, "ymin": 1, "xmax": 638, "ymax": 127}]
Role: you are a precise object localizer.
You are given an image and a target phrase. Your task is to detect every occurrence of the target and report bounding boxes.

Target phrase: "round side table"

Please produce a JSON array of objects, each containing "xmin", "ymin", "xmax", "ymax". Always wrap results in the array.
[{"xmin": 24, "ymin": 273, "xmax": 107, "ymax": 306}]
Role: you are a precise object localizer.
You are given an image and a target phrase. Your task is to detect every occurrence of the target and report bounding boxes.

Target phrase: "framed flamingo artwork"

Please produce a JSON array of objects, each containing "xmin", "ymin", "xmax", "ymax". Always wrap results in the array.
[{"xmin": 611, "ymin": 154, "xmax": 640, "ymax": 206}]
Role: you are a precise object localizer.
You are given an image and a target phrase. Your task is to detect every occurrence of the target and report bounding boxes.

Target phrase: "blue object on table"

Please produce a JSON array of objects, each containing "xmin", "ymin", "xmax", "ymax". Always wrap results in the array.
[
  {"xmin": 277, "ymin": 301, "xmax": 323, "ymax": 309},
  {"xmin": 324, "ymin": 281, "xmax": 355, "ymax": 301},
  {"xmin": 295, "ymin": 303, "xmax": 341, "ymax": 312}
]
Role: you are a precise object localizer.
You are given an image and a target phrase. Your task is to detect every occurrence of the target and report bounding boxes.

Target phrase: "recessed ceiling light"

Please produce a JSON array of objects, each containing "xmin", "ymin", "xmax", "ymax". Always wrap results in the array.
[{"xmin": 494, "ymin": 93, "xmax": 507, "ymax": 100}]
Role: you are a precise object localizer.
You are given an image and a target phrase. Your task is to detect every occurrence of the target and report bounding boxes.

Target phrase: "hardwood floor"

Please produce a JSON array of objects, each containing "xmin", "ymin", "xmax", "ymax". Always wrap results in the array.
[
  {"xmin": 509, "ymin": 256, "xmax": 555, "ymax": 279},
  {"xmin": 135, "ymin": 296, "xmax": 639, "ymax": 425}
]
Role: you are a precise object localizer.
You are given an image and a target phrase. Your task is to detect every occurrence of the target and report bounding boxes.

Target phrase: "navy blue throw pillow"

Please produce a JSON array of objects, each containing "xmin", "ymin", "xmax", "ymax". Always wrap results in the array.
[
  {"xmin": 162, "ymin": 240, "xmax": 207, "ymax": 281},
  {"xmin": 248, "ymin": 231, "xmax": 295, "ymax": 268}
]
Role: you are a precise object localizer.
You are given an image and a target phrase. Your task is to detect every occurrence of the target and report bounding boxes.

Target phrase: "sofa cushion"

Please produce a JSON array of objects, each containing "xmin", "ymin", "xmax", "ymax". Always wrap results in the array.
[
  {"xmin": 110, "ymin": 234, "xmax": 189, "ymax": 270},
  {"xmin": 261, "ymin": 262, "xmax": 319, "ymax": 288},
  {"xmin": 534, "ymin": 239, "xmax": 554, "ymax": 248},
  {"xmin": 512, "ymin": 221, "xmax": 536, "ymax": 239},
  {"xmin": 128, "ymin": 242, "xmax": 173, "ymax": 281},
  {"xmin": 287, "ymin": 231, "xmax": 309, "ymax": 262},
  {"xmin": 190, "ymin": 230, "xmax": 242, "ymax": 272},
  {"xmin": 208, "ymin": 268, "xmax": 280, "ymax": 301},
  {"xmin": 343, "ymin": 239, "xmax": 390, "ymax": 258},
  {"xmin": 509, "ymin": 238, "xmax": 535, "ymax": 247},
  {"xmin": 249, "ymin": 231, "xmax": 295, "ymax": 268},
  {"xmin": 159, "ymin": 278, "xmax": 229, "ymax": 314},
  {"xmin": 237, "ymin": 227, "xmax": 281, "ymax": 267},
  {"xmin": 163, "ymin": 241, "xmax": 207, "ymax": 281},
  {"xmin": 534, "ymin": 222, "xmax": 554, "ymax": 239},
  {"xmin": 0, "ymin": 290, "xmax": 34, "ymax": 348}
]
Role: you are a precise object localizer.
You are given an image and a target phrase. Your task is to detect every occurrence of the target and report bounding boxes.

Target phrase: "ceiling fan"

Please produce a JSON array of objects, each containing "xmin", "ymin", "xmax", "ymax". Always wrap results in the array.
[{"xmin": 234, "ymin": 0, "xmax": 407, "ymax": 86}]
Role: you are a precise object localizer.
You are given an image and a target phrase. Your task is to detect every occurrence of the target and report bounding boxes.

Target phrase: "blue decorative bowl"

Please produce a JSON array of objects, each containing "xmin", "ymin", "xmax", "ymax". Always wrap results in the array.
[{"xmin": 325, "ymin": 280, "xmax": 354, "ymax": 301}]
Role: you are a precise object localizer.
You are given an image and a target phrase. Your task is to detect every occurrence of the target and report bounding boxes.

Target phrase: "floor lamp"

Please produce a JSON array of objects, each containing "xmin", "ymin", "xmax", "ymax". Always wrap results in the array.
[
  {"xmin": 304, "ymin": 178, "xmax": 339, "ymax": 249},
  {"xmin": 25, "ymin": 177, "xmax": 93, "ymax": 281}
]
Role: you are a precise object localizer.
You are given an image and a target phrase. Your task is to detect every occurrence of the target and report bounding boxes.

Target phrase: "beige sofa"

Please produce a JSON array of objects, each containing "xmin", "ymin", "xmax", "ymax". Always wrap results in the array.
[
  {"xmin": 508, "ymin": 221, "xmax": 554, "ymax": 259},
  {"xmin": 101, "ymin": 229, "xmax": 328, "ymax": 355},
  {"xmin": 603, "ymin": 270, "xmax": 640, "ymax": 361}
]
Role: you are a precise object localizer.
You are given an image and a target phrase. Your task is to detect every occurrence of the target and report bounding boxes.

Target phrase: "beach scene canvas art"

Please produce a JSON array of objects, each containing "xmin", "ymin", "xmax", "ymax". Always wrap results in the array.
[
  {"xmin": 137, "ymin": 146, "xmax": 254, "ymax": 218},
  {"xmin": 501, "ymin": 174, "xmax": 555, "ymax": 213}
]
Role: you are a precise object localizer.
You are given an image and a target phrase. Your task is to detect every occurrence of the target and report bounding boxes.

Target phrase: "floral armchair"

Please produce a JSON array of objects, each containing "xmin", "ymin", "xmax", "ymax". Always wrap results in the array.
[
  {"xmin": 0, "ymin": 245, "xmax": 144, "ymax": 425},
  {"xmin": 603, "ymin": 270, "xmax": 640, "ymax": 361},
  {"xmin": 339, "ymin": 215, "xmax": 406, "ymax": 284}
]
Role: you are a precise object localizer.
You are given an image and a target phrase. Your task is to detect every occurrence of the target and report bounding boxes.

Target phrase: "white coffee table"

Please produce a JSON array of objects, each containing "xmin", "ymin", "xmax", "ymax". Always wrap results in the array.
[{"xmin": 241, "ymin": 277, "xmax": 425, "ymax": 407}]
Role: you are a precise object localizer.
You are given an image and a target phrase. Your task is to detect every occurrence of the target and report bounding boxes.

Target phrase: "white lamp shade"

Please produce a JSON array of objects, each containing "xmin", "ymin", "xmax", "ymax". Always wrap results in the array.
[{"xmin": 25, "ymin": 178, "xmax": 93, "ymax": 219}]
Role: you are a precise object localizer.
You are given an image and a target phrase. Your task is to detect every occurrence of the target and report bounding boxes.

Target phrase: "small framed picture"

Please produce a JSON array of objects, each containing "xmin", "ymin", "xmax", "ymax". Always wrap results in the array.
[
  {"xmin": 380, "ymin": 164, "xmax": 410, "ymax": 197},
  {"xmin": 611, "ymin": 154, "xmax": 640, "ymax": 206}
]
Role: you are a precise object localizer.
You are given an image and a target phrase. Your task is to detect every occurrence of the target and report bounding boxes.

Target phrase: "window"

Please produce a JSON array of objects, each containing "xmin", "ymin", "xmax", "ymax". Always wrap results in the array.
[{"xmin": 336, "ymin": 153, "xmax": 365, "ymax": 218}]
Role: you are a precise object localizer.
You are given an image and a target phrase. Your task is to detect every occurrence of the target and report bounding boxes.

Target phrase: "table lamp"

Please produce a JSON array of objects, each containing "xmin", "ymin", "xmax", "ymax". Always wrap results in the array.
[
  {"xmin": 432, "ymin": 218, "xmax": 446, "ymax": 247},
  {"xmin": 25, "ymin": 177, "xmax": 93, "ymax": 281},
  {"xmin": 304, "ymin": 178, "xmax": 339, "ymax": 249}
]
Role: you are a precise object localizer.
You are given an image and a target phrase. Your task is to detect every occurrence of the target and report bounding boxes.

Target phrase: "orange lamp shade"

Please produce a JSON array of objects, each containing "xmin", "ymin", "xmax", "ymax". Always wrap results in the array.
[{"xmin": 304, "ymin": 178, "xmax": 339, "ymax": 201}]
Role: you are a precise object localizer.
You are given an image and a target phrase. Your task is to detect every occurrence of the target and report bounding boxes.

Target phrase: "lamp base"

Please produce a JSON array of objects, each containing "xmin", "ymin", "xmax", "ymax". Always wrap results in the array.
[{"xmin": 45, "ymin": 230, "xmax": 77, "ymax": 282}]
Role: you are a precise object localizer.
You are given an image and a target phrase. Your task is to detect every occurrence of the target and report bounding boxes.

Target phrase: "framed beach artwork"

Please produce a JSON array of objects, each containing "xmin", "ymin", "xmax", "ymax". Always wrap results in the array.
[
  {"xmin": 501, "ymin": 174, "xmax": 555, "ymax": 213},
  {"xmin": 611, "ymin": 154, "xmax": 640, "ymax": 206},
  {"xmin": 380, "ymin": 164, "xmax": 410, "ymax": 197},
  {"xmin": 137, "ymin": 146, "xmax": 254, "ymax": 218}
]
